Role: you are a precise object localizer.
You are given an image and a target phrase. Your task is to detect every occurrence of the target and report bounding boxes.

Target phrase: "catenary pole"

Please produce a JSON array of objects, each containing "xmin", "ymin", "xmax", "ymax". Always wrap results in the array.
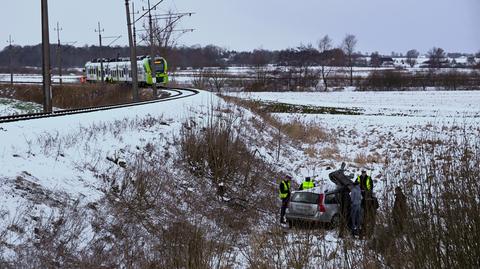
[
  {"xmin": 132, "ymin": 2, "xmax": 138, "ymax": 50},
  {"xmin": 96, "ymin": 22, "xmax": 105, "ymax": 83},
  {"xmin": 41, "ymin": 0, "xmax": 52, "ymax": 113},
  {"xmin": 7, "ymin": 35, "xmax": 14, "ymax": 85},
  {"xmin": 55, "ymin": 22, "xmax": 63, "ymax": 85},
  {"xmin": 125, "ymin": 0, "xmax": 139, "ymax": 101},
  {"xmin": 147, "ymin": 0, "xmax": 157, "ymax": 97}
]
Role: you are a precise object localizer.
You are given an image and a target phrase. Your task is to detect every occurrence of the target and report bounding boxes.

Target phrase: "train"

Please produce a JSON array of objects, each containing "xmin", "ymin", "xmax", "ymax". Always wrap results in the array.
[{"xmin": 85, "ymin": 56, "xmax": 169, "ymax": 86}]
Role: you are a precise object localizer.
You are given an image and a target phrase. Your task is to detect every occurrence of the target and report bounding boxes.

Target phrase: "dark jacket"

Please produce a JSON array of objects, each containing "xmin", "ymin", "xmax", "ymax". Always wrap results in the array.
[
  {"xmin": 338, "ymin": 186, "xmax": 351, "ymax": 216},
  {"xmin": 357, "ymin": 174, "xmax": 373, "ymax": 192},
  {"xmin": 393, "ymin": 190, "xmax": 407, "ymax": 223}
]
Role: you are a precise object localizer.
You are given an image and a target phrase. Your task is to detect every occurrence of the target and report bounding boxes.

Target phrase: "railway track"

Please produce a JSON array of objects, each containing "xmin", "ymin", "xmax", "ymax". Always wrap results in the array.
[
  {"xmin": 0, "ymin": 78, "xmax": 82, "ymax": 85},
  {"xmin": 0, "ymin": 87, "xmax": 199, "ymax": 124}
]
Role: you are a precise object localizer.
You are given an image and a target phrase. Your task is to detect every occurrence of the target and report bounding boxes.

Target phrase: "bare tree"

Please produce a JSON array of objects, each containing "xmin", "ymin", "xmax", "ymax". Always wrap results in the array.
[
  {"xmin": 427, "ymin": 47, "xmax": 447, "ymax": 68},
  {"xmin": 467, "ymin": 56, "xmax": 476, "ymax": 67},
  {"xmin": 251, "ymin": 49, "xmax": 269, "ymax": 89},
  {"xmin": 317, "ymin": 35, "xmax": 334, "ymax": 91},
  {"xmin": 342, "ymin": 34, "xmax": 357, "ymax": 86},
  {"xmin": 406, "ymin": 49, "xmax": 420, "ymax": 68},
  {"xmin": 370, "ymin": 52, "xmax": 381, "ymax": 67},
  {"xmin": 140, "ymin": 11, "xmax": 192, "ymax": 59}
]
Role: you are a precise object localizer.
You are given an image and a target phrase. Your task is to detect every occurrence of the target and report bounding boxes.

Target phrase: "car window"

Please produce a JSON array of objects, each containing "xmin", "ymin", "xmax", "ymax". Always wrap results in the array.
[
  {"xmin": 291, "ymin": 192, "xmax": 319, "ymax": 204},
  {"xmin": 325, "ymin": 194, "xmax": 338, "ymax": 204}
]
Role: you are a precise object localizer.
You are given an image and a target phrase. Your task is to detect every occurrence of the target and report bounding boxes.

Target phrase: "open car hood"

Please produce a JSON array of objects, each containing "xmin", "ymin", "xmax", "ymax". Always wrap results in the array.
[{"xmin": 328, "ymin": 162, "xmax": 354, "ymax": 188}]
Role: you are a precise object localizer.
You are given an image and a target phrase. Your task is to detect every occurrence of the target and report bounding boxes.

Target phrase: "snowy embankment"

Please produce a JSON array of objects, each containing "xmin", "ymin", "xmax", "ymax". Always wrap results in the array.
[
  {"xmin": 0, "ymin": 98, "xmax": 44, "ymax": 115},
  {"xmin": 0, "ymin": 89, "xmax": 330, "ymax": 266},
  {"xmin": 0, "ymin": 90, "xmax": 209, "ymax": 215},
  {"xmin": 0, "ymin": 91, "xmax": 218, "ymax": 252},
  {"xmin": 1, "ymin": 88, "xmax": 478, "ymax": 266}
]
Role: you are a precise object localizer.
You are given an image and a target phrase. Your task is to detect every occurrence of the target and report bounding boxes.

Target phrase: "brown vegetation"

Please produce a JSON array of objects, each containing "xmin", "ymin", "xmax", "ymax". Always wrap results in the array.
[
  {"xmin": 372, "ymin": 133, "xmax": 480, "ymax": 268},
  {"xmin": 360, "ymin": 70, "xmax": 480, "ymax": 91},
  {"xmin": 0, "ymin": 84, "xmax": 154, "ymax": 110},
  {"xmin": 220, "ymin": 95, "xmax": 334, "ymax": 145},
  {"xmin": 0, "ymin": 97, "xmax": 478, "ymax": 268}
]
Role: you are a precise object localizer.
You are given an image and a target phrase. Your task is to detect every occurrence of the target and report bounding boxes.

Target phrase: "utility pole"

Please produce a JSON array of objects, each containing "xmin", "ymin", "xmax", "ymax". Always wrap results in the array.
[
  {"xmin": 95, "ymin": 22, "xmax": 105, "ymax": 83},
  {"xmin": 7, "ymin": 35, "xmax": 14, "ymax": 85},
  {"xmin": 54, "ymin": 22, "xmax": 63, "ymax": 85},
  {"xmin": 132, "ymin": 2, "xmax": 138, "ymax": 49},
  {"xmin": 147, "ymin": 0, "xmax": 157, "ymax": 97},
  {"xmin": 41, "ymin": 0, "xmax": 52, "ymax": 113},
  {"xmin": 126, "ymin": 0, "xmax": 139, "ymax": 101}
]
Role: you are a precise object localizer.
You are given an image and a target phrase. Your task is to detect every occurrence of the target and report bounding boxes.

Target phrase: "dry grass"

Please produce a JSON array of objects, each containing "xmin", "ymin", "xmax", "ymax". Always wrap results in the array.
[
  {"xmin": 319, "ymin": 145, "xmax": 341, "ymax": 160},
  {"xmin": 282, "ymin": 119, "xmax": 330, "ymax": 144},
  {"xmin": 304, "ymin": 146, "xmax": 318, "ymax": 158},
  {"xmin": 220, "ymin": 95, "xmax": 335, "ymax": 145},
  {"xmin": 354, "ymin": 152, "xmax": 368, "ymax": 166},
  {"xmin": 371, "ymin": 131, "xmax": 480, "ymax": 268},
  {"xmin": 354, "ymin": 152, "xmax": 383, "ymax": 166},
  {"xmin": 1, "ymin": 103, "xmax": 478, "ymax": 268},
  {"xmin": 0, "ymin": 83, "xmax": 154, "ymax": 110}
]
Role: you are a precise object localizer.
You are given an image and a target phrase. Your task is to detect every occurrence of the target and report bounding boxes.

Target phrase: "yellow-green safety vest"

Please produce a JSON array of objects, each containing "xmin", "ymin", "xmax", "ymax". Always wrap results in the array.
[
  {"xmin": 357, "ymin": 175, "xmax": 372, "ymax": 191},
  {"xmin": 279, "ymin": 180, "xmax": 291, "ymax": 199},
  {"xmin": 302, "ymin": 180, "xmax": 315, "ymax": 190}
]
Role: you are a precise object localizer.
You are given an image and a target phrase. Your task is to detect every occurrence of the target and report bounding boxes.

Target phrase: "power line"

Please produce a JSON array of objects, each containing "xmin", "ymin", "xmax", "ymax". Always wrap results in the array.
[
  {"xmin": 134, "ymin": 0, "xmax": 165, "ymax": 24},
  {"xmin": 54, "ymin": 22, "xmax": 63, "ymax": 85},
  {"xmin": 6, "ymin": 35, "xmax": 14, "ymax": 85},
  {"xmin": 104, "ymin": 35, "xmax": 122, "ymax": 47}
]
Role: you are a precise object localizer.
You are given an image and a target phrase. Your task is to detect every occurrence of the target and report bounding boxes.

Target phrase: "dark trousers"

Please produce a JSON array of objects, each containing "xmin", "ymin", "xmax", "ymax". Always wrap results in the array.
[
  {"xmin": 362, "ymin": 199, "xmax": 376, "ymax": 237},
  {"xmin": 339, "ymin": 212, "xmax": 351, "ymax": 237},
  {"xmin": 280, "ymin": 198, "xmax": 289, "ymax": 223}
]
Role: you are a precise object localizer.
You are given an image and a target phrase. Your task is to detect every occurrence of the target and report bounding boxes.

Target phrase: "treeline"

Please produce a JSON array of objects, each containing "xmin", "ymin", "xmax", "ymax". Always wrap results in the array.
[
  {"xmin": 190, "ymin": 68, "xmax": 480, "ymax": 92},
  {"xmin": 0, "ymin": 43, "xmax": 347, "ymax": 70},
  {"xmin": 0, "ymin": 42, "xmax": 479, "ymax": 71}
]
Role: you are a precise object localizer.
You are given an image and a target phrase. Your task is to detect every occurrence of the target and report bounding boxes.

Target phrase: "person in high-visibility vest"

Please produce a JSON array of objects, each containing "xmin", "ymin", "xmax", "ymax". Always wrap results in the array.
[
  {"xmin": 357, "ymin": 170, "xmax": 375, "ymax": 237},
  {"xmin": 299, "ymin": 176, "xmax": 315, "ymax": 190},
  {"xmin": 356, "ymin": 170, "xmax": 373, "ymax": 194},
  {"xmin": 279, "ymin": 175, "xmax": 292, "ymax": 224}
]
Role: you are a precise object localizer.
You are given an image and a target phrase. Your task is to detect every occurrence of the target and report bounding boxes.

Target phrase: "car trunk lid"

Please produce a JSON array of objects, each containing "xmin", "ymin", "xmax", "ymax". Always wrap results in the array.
[{"xmin": 289, "ymin": 192, "xmax": 320, "ymax": 216}]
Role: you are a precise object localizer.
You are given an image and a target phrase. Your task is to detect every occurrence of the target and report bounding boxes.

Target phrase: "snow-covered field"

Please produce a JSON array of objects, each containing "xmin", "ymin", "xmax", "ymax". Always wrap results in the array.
[
  {"xmin": 1, "ymin": 88, "xmax": 478, "ymax": 266},
  {"xmin": 229, "ymin": 90, "xmax": 480, "ymax": 126},
  {"xmin": 228, "ymin": 90, "xmax": 480, "ymax": 189}
]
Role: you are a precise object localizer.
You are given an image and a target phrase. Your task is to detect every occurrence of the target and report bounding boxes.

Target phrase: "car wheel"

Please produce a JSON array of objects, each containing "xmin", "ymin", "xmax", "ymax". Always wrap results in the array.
[{"xmin": 329, "ymin": 214, "xmax": 340, "ymax": 229}]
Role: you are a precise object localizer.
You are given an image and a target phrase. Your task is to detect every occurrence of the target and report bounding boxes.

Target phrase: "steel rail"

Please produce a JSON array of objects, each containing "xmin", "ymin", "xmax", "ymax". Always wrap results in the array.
[{"xmin": 0, "ymin": 87, "xmax": 199, "ymax": 124}]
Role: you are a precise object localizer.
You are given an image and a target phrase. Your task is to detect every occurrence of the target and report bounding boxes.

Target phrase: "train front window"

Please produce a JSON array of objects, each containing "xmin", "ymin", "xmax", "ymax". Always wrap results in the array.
[{"xmin": 154, "ymin": 58, "xmax": 165, "ymax": 74}]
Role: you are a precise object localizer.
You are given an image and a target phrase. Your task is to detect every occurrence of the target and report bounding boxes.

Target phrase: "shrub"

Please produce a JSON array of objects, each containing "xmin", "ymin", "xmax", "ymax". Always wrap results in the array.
[
  {"xmin": 0, "ymin": 84, "xmax": 154, "ymax": 110},
  {"xmin": 179, "ymin": 112, "xmax": 276, "ymax": 223},
  {"xmin": 373, "ymin": 132, "xmax": 480, "ymax": 268}
]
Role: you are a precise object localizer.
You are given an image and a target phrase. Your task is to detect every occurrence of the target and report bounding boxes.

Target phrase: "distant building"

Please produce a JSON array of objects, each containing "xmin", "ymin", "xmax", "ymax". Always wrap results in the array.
[{"xmin": 379, "ymin": 57, "xmax": 395, "ymax": 67}]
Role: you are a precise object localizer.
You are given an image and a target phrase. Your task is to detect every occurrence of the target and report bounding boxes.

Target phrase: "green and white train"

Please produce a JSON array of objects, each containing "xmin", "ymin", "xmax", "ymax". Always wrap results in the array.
[{"xmin": 85, "ymin": 56, "xmax": 168, "ymax": 86}]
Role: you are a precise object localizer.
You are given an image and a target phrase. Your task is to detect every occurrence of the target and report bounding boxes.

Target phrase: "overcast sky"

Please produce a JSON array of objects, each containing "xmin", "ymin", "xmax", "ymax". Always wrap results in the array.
[{"xmin": 0, "ymin": 0, "xmax": 478, "ymax": 54}]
